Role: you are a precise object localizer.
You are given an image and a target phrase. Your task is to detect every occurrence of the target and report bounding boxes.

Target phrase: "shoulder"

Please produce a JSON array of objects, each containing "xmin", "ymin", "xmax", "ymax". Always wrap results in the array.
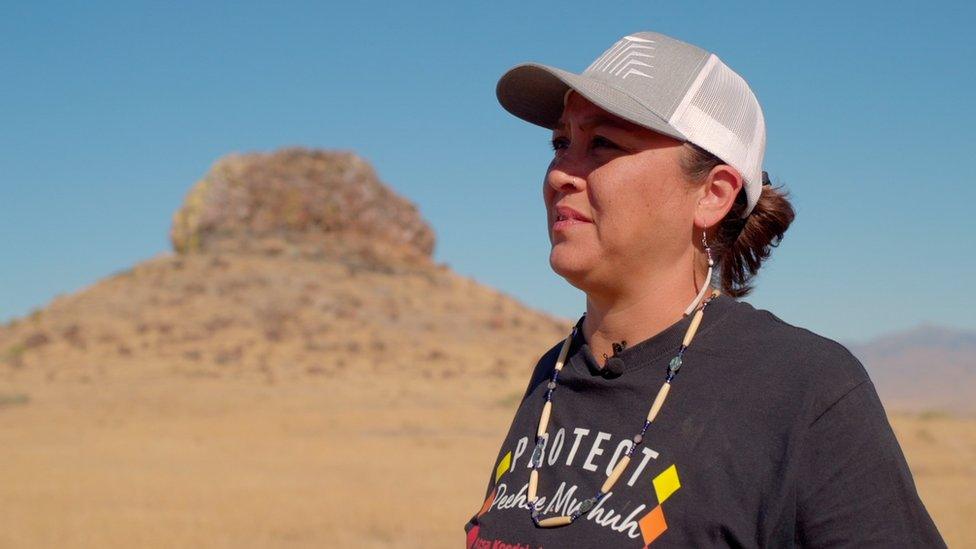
[
  {"xmin": 699, "ymin": 296, "xmax": 872, "ymax": 423},
  {"xmin": 518, "ymin": 335, "xmax": 568, "ymax": 400}
]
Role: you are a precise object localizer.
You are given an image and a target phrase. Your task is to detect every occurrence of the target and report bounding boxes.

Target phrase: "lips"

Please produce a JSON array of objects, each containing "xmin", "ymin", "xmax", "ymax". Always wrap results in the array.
[{"xmin": 554, "ymin": 204, "xmax": 592, "ymax": 223}]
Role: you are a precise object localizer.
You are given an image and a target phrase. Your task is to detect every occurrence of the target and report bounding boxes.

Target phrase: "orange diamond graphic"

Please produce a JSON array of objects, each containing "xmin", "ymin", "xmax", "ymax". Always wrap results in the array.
[
  {"xmin": 639, "ymin": 504, "xmax": 667, "ymax": 545},
  {"xmin": 477, "ymin": 487, "xmax": 497, "ymax": 517}
]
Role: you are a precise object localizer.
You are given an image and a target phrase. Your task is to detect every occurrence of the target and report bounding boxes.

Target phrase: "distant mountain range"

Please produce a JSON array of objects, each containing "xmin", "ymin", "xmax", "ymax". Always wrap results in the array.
[{"xmin": 843, "ymin": 325, "xmax": 976, "ymax": 416}]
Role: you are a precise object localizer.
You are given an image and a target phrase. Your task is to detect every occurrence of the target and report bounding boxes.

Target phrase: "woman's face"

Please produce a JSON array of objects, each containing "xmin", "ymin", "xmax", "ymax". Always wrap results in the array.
[{"xmin": 544, "ymin": 91, "xmax": 700, "ymax": 292}]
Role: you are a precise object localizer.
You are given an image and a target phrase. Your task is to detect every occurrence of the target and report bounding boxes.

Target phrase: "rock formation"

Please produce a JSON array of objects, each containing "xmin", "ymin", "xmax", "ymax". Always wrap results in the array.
[{"xmin": 170, "ymin": 147, "xmax": 436, "ymax": 272}]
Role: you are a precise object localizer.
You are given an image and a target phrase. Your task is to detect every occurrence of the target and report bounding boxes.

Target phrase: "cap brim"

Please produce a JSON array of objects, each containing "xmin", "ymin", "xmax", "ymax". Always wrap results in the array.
[{"xmin": 495, "ymin": 62, "xmax": 688, "ymax": 142}]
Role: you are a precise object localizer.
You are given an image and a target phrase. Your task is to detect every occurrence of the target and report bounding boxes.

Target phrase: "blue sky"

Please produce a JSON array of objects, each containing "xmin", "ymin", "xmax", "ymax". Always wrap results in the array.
[{"xmin": 1, "ymin": 1, "xmax": 973, "ymax": 343}]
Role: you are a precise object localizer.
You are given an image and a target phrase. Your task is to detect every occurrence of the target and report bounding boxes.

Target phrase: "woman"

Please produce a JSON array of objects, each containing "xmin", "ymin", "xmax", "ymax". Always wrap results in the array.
[{"xmin": 464, "ymin": 31, "xmax": 945, "ymax": 548}]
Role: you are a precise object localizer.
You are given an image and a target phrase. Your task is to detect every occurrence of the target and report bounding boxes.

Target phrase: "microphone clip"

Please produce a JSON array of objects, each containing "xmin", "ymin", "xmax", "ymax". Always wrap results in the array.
[{"xmin": 602, "ymin": 340, "xmax": 627, "ymax": 377}]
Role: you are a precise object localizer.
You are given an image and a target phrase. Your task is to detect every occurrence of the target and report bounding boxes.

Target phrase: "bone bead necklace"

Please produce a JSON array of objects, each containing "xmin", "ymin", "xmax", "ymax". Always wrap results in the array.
[{"xmin": 527, "ymin": 287, "xmax": 722, "ymax": 528}]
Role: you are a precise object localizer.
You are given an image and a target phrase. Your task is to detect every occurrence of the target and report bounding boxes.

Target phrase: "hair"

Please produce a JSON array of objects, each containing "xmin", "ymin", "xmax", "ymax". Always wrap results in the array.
[{"xmin": 679, "ymin": 142, "xmax": 796, "ymax": 298}]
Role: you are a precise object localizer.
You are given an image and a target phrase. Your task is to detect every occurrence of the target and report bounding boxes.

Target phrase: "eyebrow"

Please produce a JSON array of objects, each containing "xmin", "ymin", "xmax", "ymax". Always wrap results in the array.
[{"xmin": 553, "ymin": 114, "xmax": 639, "ymax": 134}]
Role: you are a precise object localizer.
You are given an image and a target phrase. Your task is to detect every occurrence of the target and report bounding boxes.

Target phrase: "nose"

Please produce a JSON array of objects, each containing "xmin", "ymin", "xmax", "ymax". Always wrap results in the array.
[{"xmin": 546, "ymin": 160, "xmax": 587, "ymax": 195}]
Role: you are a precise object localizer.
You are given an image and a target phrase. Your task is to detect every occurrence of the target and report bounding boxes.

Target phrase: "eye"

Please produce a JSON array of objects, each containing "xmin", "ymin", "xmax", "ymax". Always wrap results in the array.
[
  {"xmin": 591, "ymin": 135, "xmax": 618, "ymax": 149},
  {"xmin": 550, "ymin": 136, "xmax": 569, "ymax": 151},
  {"xmin": 549, "ymin": 135, "xmax": 619, "ymax": 152}
]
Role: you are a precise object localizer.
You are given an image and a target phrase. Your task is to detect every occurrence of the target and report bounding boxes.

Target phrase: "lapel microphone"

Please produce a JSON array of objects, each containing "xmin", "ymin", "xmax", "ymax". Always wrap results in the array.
[{"xmin": 602, "ymin": 340, "xmax": 627, "ymax": 377}]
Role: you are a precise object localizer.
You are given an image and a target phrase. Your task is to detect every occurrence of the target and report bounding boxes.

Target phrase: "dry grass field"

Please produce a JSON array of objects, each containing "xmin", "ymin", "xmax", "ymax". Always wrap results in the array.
[{"xmin": 0, "ymin": 372, "xmax": 971, "ymax": 548}]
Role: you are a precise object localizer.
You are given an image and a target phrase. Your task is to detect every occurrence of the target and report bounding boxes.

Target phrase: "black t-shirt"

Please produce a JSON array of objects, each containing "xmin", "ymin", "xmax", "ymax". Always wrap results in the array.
[{"xmin": 463, "ymin": 294, "xmax": 946, "ymax": 548}]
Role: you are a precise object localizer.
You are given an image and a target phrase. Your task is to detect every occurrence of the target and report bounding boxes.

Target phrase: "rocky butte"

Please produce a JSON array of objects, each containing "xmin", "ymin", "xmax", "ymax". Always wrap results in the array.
[{"xmin": 0, "ymin": 147, "xmax": 568, "ymax": 383}]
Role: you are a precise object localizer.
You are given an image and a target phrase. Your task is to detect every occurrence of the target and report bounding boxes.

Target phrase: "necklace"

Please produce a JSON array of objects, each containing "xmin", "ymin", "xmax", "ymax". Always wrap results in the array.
[{"xmin": 527, "ymin": 287, "xmax": 722, "ymax": 528}]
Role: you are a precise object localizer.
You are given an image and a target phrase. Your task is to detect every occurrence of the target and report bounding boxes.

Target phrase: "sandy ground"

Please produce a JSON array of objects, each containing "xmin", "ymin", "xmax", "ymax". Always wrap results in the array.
[{"xmin": 0, "ymin": 374, "xmax": 970, "ymax": 548}]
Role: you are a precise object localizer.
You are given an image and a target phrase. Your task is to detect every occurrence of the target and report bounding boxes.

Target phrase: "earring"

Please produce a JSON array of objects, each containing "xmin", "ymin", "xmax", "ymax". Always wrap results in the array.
[
  {"xmin": 703, "ymin": 230, "xmax": 715, "ymax": 269},
  {"xmin": 683, "ymin": 231, "xmax": 714, "ymax": 316}
]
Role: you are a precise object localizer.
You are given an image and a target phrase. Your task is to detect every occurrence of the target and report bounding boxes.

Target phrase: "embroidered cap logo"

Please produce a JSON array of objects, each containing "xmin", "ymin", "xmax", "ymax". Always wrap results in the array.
[{"xmin": 584, "ymin": 35, "xmax": 656, "ymax": 81}]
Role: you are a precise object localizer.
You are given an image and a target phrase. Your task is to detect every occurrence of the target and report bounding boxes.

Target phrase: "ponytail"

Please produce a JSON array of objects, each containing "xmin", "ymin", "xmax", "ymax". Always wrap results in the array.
[{"xmin": 681, "ymin": 143, "xmax": 796, "ymax": 298}]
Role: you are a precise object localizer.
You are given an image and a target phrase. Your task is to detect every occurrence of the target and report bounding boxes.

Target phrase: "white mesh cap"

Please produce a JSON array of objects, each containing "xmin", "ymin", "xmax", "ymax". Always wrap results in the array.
[
  {"xmin": 497, "ymin": 31, "xmax": 767, "ymax": 218},
  {"xmin": 667, "ymin": 54, "xmax": 766, "ymax": 218}
]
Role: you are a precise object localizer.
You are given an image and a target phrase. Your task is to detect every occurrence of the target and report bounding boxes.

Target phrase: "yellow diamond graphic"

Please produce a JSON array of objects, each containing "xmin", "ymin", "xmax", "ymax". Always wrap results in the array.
[
  {"xmin": 653, "ymin": 464, "xmax": 681, "ymax": 504},
  {"xmin": 495, "ymin": 451, "xmax": 512, "ymax": 482}
]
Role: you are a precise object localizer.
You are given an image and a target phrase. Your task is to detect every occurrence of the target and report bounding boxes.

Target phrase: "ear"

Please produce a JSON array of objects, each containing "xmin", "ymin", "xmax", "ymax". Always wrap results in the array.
[{"xmin": 694, "ymin": 164, "xmax": 743, "ymax": 230}]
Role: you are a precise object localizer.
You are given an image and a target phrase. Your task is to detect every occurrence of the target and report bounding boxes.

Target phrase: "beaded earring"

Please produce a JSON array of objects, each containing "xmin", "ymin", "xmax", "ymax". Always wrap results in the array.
[{"xmin": 683, "ymin": 230, "xmax": 715, "ymax": 316}]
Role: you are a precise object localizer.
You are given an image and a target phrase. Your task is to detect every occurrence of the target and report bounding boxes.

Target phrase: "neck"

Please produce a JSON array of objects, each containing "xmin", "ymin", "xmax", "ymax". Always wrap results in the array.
[{"xmin": 582, "ymin": 268, "xmax": 712, "ymax": 368}]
